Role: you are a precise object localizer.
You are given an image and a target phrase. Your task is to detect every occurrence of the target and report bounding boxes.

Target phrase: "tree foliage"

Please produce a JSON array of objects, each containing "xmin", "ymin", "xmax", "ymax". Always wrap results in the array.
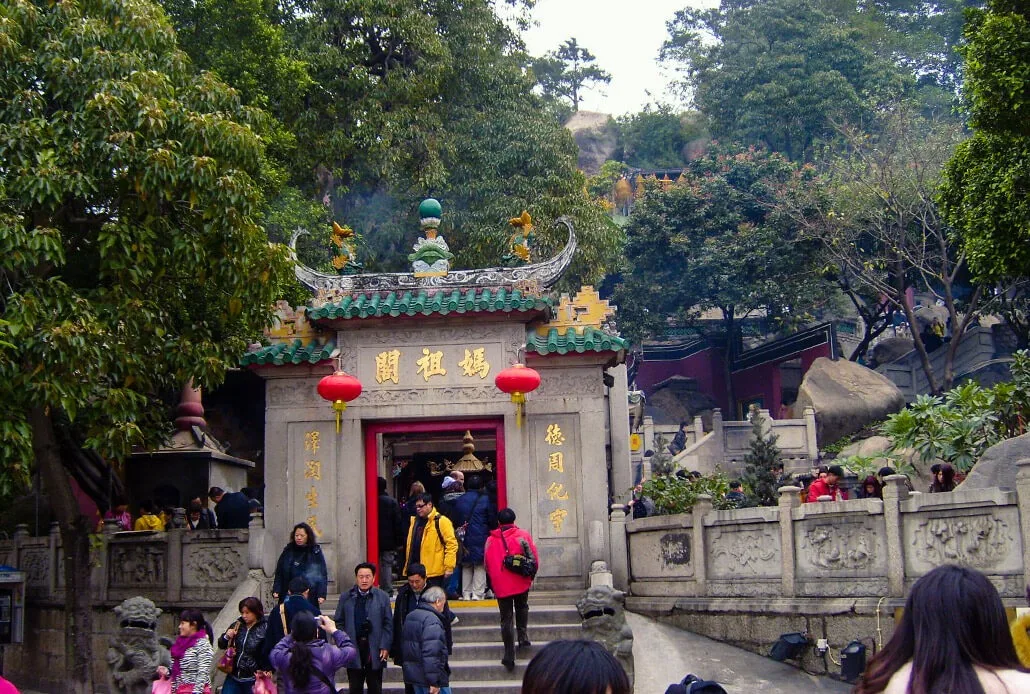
[
  {"xmin": 616, "ymin": 105, "xmax": 706, "ymax": 169},
  {"xmin": 741, "ymin": 407, "xmax": 783, "ymax": 507},
  {"xmin": 0, "ymin": 0, "xmax": 290, "ymax": 685},
  {"xmin": 939, "ymin": 0, "xmax": 1030, "ymax": 281},
  {"xmin": 532, "ymin": 37, "xmax": 611, "ymax": 113},
  {"xmin": 662, "ymin": 0, "xmax": 911, "ymax": 160}
]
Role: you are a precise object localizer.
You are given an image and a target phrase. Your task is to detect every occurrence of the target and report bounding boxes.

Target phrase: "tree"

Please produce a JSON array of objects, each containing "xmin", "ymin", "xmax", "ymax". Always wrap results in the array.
[
  {"xmin": 614, "ymin": 146, "xmax": 829, "ymax": 408},
  {"xmin": 0, "ymin": 0, "xmax": 290, "ymax": 688},
  {"xmin": 662, "ymin": 0, "xmax": 910, "ymax": 160},
  {"xmin": 939, "ymin": 0, "xmax": 1030, "ymax": 281},
  {"xmin": 616, "ymin": 105, "xmax": 707, "ymax": 169},
  {"xmin": 783, "ymin": 107, "xmax": 995, "ymax": 392},
  {"xmin": 532, "ymin": 37, "xmax": 611, "ymax": 112},
  {"xmin": 741, "ymin": 406, "xmax": 783, "ymax": 507}
]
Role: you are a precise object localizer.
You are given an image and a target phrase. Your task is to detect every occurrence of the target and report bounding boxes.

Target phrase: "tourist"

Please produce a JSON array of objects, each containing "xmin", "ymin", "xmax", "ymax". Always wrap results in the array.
[
  {"xmin": 134, "ymin": 500, "xmax": 165, "ymax": 531},
  {"xmin": 186, "ymin": 500, "xmax": 213, "ymax": 530},
  {"xmin": 270, "ymin": 612, "xmax": 359, "ymax": 694},
  {"xmin": 449, "ymin": 471, "xmax": 464, "ymax": 486},
  {"xmin": 436, "ymin": 477, "xmax": 465, "ymax": 599},
  {"xmin": 453, "ymin": 476, "xmax": 494, "ymax": 601},
  {"xmin": 629, "ymin": 483, "xmax": 655, "ymax": 519},
  {"xmin": 158, "ymin": 608, "xmax": 214, "ymax": 694},
  {"xmin": 930, "ymin": 463, "xmax": 956, "ymax": 493},
  {"xmin": 262, "ymin": 577, "xmax": 321, "ymax": 666},
  {"xmin": 403, "ymin": 482, "xmax": 426, "ymax": 521},
  {"xmin": 878, "ymin": 466, "xmax": 914, "ymax": 492},
  {"xmin": 334, "ymin": 562, "xmax": 393, "ymax": 694},
  {"xmin": 854, "ymin": 565, "xmax": 1030, "ymax": 693},
  {"xmin": 484, "ymin": 507, "xmax": 539, "ymax": 672},
  {"xmin": 724, "ymin": 481, "xmax": 746, "ymax": 507},
  {"xmin": 669, "ymin": 421, "xmax": 688, "ymax": 455},
  {"xmin": 272, "ymin": 522, "xmax": 329, "ymax": 604},
  {"xmin": 402, "ymin": 494, "xmax": 458, "ymax": 591},
  {"xmin": 437, "ymin": 475, "xmax": 464, "ymax": 519},
  {"xmin": 858, "ymin": 476, "xmax": 883, "ymax": 500},
  {"xmin": 391, "ymin": 563, "xmax": 429, "ymax": 694},
  {"xmin": 805, "ymin": 465, "xmax": 848, "ymax": 502},
  {"xmin": 400, "ymin": 586, "xmax": 453, "ymax": 694},
  {"xmin": 217, "ymin": 597, "xmax": 270, "ymax": 694},
  {"xmin": 522, "ymin": 640, "xmax": 631, "ymax": 694},
  {"xmin": 377, "ymin": 476, "xmax": 406, "ymax": 597},
  {"xmin": 104, "ymin": 497, "xmax": 132, "ymax": 531},
  {"xmin": 209, "ymin": 486, "xmax": 251, "ymax": 529}
]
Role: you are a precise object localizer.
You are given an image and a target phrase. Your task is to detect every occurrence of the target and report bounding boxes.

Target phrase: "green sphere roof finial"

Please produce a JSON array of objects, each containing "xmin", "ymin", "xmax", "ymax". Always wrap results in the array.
[{"xmin": 419, "ymin": 198, "xmax": 442, "ymax": 220}]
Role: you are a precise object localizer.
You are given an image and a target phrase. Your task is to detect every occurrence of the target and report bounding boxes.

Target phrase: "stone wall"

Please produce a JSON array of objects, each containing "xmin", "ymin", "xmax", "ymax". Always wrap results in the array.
[{"xmin": 617, "ymin": 460, "xmax": 1030, "ymax": 672}]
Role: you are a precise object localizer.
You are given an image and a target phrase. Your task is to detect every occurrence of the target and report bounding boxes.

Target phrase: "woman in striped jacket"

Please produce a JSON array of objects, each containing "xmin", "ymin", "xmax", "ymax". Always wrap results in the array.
[{"xmin": 157, "ymin": 608, "xmax": 214, "ymax": 694}]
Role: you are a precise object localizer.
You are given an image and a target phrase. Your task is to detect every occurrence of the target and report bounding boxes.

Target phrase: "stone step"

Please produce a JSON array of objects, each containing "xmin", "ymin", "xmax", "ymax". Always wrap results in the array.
[
  {"xmin": 448, "ymin": 604, "xmax": 578, "ymax": 627},
  {"xmin": 380, "ymin": 680, "xmax": 522, "ymax": 694},
  {"xmin": 451, "ymin": 641, "xmax": 545, "ymax": 660},
  {"xmin": 381, "ymin": 658, "xmax": 528, "ymax": 683},
  {"xmin": 452, "ymin": 622, "xmax": 581, "ymax": 643}
]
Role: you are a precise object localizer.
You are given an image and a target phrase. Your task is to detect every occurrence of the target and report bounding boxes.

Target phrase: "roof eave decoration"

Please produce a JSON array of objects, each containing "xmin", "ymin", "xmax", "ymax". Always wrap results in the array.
[{"xmin": 289, "ymin": 217, "xmax": 576, "ymax": 295}]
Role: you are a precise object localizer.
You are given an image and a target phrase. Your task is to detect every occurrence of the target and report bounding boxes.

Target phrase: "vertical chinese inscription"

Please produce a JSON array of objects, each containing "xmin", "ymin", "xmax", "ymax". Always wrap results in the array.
[
  {"xmin": 536, "ymin": 417, "xmax": 577, "ymax": 539},
  {"xmin": 297, "ymin": 425, "xmax": 333, "ymax": 537}
]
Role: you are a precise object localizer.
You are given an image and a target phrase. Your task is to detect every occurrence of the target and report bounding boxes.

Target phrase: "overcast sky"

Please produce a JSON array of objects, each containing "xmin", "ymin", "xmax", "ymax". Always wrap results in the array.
[{"xmin": 520, "ymin": 0, "xmax": 718, "ymax": 116}]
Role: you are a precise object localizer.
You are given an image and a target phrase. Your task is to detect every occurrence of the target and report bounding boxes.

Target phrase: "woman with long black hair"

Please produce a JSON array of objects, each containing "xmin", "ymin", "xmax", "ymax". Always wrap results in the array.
[
  {"xmin": 272, "ymin": 522, "xmax": 329, "ymax": 604},
  {"xmin": 156, "ymin": 608, "xmax": 214, "ymax": 694},
  {"xmin": 855, "ymin": 565, "xmax": 1030, "ymax": 693},
  {"xmin": 270, "ymin": 612, "xmax": 358, "ymax": 694}
]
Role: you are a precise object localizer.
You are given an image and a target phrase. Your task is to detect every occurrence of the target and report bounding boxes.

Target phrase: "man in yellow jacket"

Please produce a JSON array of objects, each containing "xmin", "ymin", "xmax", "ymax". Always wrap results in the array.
[{"xmin": 403, "ymin": 493, "xmax": 458, "ymax": 590}]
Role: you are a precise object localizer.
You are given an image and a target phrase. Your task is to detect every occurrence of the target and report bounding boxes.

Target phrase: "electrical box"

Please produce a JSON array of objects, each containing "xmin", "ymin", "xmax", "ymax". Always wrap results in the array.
[
  {"xmin": 0, "ymin": 568, "xmax": 26, "ymax": 645},
  {"xmin": 840, "ymin": 640, "xmax": 867, "ymax": 682}
]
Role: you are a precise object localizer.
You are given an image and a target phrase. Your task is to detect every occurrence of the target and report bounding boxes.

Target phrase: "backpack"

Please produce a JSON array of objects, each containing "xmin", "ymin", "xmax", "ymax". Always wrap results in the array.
[{"xmin": 665, "ymin": 674, "xmax": 728, "ymax": 694}]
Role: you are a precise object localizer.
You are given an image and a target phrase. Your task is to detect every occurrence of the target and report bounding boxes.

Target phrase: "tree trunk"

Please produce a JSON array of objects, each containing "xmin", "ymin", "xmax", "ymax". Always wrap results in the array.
[
  {"xmin": 28, "ymin": 406, "xmax": 95, "ymax": 694},
  {"xmin": 896, "ymin": 288, "xmax": 939, "ymax": 394}
]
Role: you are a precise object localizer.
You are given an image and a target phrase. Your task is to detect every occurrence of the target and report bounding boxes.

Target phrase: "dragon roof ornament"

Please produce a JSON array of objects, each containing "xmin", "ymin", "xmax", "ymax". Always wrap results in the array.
[{"xmin": 288, "ymin": 217, "xmax": 576, "ymax": 295}]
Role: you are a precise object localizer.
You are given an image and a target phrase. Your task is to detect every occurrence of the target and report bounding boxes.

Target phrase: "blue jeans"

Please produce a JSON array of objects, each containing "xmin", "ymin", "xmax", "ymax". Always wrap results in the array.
[
  {"xmin": 413, "ymin": 686, "xmax": 451, "ymax": 694},
  {"xmin": 221, "ymin": 677, "xmax": 254, "ymax": 694}
]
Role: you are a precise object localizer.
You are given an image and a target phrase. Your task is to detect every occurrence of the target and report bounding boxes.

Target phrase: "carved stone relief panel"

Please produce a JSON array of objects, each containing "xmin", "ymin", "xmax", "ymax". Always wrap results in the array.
[
  {"xmin": 795, "ymin": 518, "xmax": 886, "ymax": 577},
  {"xmin": 183, "ymin": 546, "xmax": 245, "ymax": 586},
  {"xmin": 627, "ymin": 530, "xmax": 694, "ymax": 579},
  {"xmin": 109, "ymin": 545, "xmax": 166, "ymax": 586},
  {"xmin": 19, "ymin": 548, "xmax": 49, "ymax": 588},
  {"xmin": 534, "ymin": 369, "xmax": 603, "ymax": 399},
  {"xmin": 267, "ymin": 379, "xmax": 321, "ymax": 409},
  {"xmin": 708, "ymin": 525, "xmax": 781, "ymax": 579},
  {"xmin": 905, "ymin": 510, "xmax": 1022, "ymax": 575}
]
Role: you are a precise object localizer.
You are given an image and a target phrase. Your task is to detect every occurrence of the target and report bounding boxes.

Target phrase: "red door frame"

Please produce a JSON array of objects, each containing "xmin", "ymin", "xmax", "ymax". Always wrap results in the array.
[{"xmin": 363, "ymin": 418, "xmax": 507, "ymax": 582}]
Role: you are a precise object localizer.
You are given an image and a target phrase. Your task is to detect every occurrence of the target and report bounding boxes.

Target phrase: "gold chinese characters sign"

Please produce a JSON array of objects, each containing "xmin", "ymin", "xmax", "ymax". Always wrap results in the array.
[
  {"xmin": 534, "ymin": 416, "xmax": 577, "ymax": 539},
  {"xmin": 361, "ymin": 344, "xmax": 504, "ymax": 389},
  {"xmin": 293, "ymin": 424, "xmax": 335, "ymax": 538}
]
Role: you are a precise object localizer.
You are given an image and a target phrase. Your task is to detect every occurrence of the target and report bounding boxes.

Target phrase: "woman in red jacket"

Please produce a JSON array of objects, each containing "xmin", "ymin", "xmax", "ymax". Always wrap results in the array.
[{"xmin": 484, "ymin": 508, "xmax": 539, "ymax": 672}]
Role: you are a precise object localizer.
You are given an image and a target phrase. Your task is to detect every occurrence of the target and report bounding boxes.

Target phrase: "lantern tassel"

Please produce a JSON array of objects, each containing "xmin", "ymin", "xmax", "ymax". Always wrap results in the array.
[
  {"xmin": 333, "ymin": 400, "xmax": 347, "ymax": 434},
  {"xmin": 512, "ymin": 392, "xmax": 525, "ymax": 428}
]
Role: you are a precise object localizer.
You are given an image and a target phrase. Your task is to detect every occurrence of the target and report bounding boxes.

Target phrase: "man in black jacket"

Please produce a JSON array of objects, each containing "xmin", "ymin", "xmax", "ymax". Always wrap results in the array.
[
  {"xmin": 260, "ymin": 576, "xmax": 320, "ymax": 664},
  {"xmin": 391, "ymin": 563, "xmax": 428, "ymax": 694},
  {"xmin": 401, "ymin": 586, "xmax": 452, "ymax": 694},
  {"xmin": 208, "ymin": 486, "xmax": 251, "ymax": 529},
  {"xmin": 336, "ymin": 562, "xmax": 394, "ymax": 694},
  {"xmin": 378, "ymin": 477, "xmax": 405, "ymax": 597}
]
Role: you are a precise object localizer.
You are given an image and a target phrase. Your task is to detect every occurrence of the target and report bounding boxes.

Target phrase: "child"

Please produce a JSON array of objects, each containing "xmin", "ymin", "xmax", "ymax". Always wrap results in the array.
[{"xmin": 134, "ymin": 500, "xmax": 165, "ymax": 531}]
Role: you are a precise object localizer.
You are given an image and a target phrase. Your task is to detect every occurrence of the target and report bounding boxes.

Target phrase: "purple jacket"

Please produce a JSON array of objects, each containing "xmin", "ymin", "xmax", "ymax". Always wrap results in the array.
[{"xmin": 270, "ymin": 630, "xmax": 359, "ymax": 694}]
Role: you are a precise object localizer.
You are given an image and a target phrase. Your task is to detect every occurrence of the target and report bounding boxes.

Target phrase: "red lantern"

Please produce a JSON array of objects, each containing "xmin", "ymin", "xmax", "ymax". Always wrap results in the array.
[
  {"xmin": 494, "ymin": 363, "xmax": 541, "ymax": 427},
  {"xmin": 317, "ymin": 370, "xmax": 363, "ymax": 433}
]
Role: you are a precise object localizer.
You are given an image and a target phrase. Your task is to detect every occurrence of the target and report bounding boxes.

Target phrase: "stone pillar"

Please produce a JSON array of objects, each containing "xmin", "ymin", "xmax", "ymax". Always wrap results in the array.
[
  {"xmin": 692, "ymin": 495, "xmax": 713, "ymax": 596},
  {"xmin": 692, "ymin": 416, "xmax": 704, "ymax": 442},
  {"xmin": 882, "ymin": 474, "xmax": 908, "ymax": 597},
  {"xmin": 608, "ymin": 505, "xmax": 629, "ymax": 592},
  {"xmin": 48, "ymin": 521, "xmax": 60, "ymax": 598},
  {"xmin": 249, "ymin": 511, "xmax": 267, "ymax": 570},
  {"xmin": 711, "ymin": 409, "xmax": 725, "ymax": 463},
  {"xmin": 13, "ymin": 524, "xmax": 28, "ymax": 540},
  {"xmin": 607, "ymin": 364, "xmax": 634, "ymax": 499},
  {"xmin": 102, "ymin": 519, "xmax": 122, "ymax": 535},
  {"xmin": 803, "ymin": 407, "xmax": 818, "ymax": 460},
  {"xmin": 1016, "ymin": 458, "xmax": 1030, "ymax": 589},
  {"xmin": 778, "ymin": 486, "xmax": 801, "ymax": 597}
]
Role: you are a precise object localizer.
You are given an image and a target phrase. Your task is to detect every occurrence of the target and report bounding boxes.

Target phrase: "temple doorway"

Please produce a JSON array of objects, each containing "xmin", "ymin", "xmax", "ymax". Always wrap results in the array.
[{"xmin": 362, "ymin": 418, "xmax": 506, "ymax": 568}]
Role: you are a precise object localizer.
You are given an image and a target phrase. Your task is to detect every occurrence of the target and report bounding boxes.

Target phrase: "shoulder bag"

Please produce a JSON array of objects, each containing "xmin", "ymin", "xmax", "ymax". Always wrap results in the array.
[{"xmin": 500, "ymin": 531, "xmax": 537, "ymax": 578}]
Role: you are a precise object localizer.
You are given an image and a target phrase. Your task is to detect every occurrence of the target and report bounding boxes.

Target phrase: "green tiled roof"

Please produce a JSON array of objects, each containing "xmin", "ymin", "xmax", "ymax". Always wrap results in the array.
[
  {"xmin": 241, "ymin": 338, "xmax": 336, "ymax": 366},
  {"xmin": 306, "ymin": 288, "xmax": 551, "ymax": 321},
  {"xmin": 527, "ymin": 327, "xmax": 629, "ymax": 355}
]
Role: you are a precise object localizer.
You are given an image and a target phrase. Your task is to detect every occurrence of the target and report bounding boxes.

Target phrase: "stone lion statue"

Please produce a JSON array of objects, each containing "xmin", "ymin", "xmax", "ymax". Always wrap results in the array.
[
  {"xmin": 576, "ymin": 584, "xmax": 634, "ymax": 684},
  {"xmin": 107, "ymin": 596, "xmax": 171, "ymax": 694}
]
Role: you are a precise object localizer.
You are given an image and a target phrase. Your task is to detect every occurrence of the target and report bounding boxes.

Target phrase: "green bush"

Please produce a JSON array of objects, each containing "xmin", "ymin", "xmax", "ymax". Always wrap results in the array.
[
  {"xmin": 879, "ymin": 349, "xmax": 1030, "ymax": 471},
  {"xmin": 638, "ymin": 472, "xmax": 736, "ymax": 515}
]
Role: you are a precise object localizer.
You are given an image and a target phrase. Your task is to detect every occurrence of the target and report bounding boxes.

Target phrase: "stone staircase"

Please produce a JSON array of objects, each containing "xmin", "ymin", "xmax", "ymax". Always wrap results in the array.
[{"xmin": 322, "ymin": 592, "xmax": 582, "ymax": 694}]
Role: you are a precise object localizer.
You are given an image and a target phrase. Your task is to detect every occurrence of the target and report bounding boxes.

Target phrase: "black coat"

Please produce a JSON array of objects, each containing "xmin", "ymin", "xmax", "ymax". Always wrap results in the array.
[
  {"xmin": 334, "ymin": 586, "xmax": 393, "ymax": 671},
  {"xmin": 390, "ymin": 583, "xmax": 424, "ymax": 663},
  {"xmin": 260, "ymin": 594, "xmax": 320, "ymax": 664},
  {"xmin": 215, "ymin": 492, "xmax": 251, "ymax": 529},
  {"xmin": 217, "ymin": 617, "xmax": 269, "ymax": 679},
  {"xmin": 451, "ymin": 490, "xmax": 494, "ymax": 563},
  {"xmin": 272, "ymin": 543, "xmax": 329, "ymax": 601},
  {"xmin": 378, "ymin": 494, "xmax": 406, "ymax": 550},
  {"xmin": 401, "ymin": 605, "xmax": 451, "ymax": 688}
]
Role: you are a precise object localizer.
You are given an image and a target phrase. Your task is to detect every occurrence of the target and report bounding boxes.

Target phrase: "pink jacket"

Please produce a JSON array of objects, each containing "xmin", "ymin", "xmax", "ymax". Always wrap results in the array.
[{"xmin": 484, "ymin": 524, "xmax": 539, "ymax": 598}]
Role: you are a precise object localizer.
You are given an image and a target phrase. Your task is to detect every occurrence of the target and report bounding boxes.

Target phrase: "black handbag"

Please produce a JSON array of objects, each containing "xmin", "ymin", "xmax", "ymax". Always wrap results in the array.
[{"xmin": 500, "ymin": 531, "xmax": 537, "ymax": 578}]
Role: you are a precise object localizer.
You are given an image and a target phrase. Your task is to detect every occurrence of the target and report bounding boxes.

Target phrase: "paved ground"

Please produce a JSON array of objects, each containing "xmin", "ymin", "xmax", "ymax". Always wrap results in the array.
[
  {"xmin": 13, "ymin": 614, "xmax": 852, "ymax": 694},
  {"xmin": 626, "ymin": 612, "xmax": 853, "ymax": 694}
]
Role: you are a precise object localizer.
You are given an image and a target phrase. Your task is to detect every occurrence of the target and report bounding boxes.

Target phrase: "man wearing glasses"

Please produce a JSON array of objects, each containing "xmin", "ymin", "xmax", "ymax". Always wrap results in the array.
[{"xmin": 403, "ymin": 493, "xmax": 459, "ymax": 592}]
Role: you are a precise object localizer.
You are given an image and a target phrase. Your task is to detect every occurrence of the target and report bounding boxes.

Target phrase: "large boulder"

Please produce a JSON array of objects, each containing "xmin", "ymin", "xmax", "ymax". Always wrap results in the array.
[
  {"xmin": 796, "ymin": 358, "xmax": 906, "ymax": 446},
  {"xmin": 957, "ymin": 433, "xmax": 1030, "ymax": 491},
  {"xmin": 565, "ymin": 111, "xmax": 618, "ymax": 175},
  {"xmin": 837, "ymin": 435, "xmax": 936, "ymax": 490},
  {"xmin": 869, "ymin": 337, "xmax": 914, "ymax": 367}
]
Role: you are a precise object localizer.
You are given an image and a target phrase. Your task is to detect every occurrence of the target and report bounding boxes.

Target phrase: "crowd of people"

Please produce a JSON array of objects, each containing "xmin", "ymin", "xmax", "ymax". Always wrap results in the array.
[{"xmin": 101, "ymin": 487, "xmax": 258, "ymax": 533}]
